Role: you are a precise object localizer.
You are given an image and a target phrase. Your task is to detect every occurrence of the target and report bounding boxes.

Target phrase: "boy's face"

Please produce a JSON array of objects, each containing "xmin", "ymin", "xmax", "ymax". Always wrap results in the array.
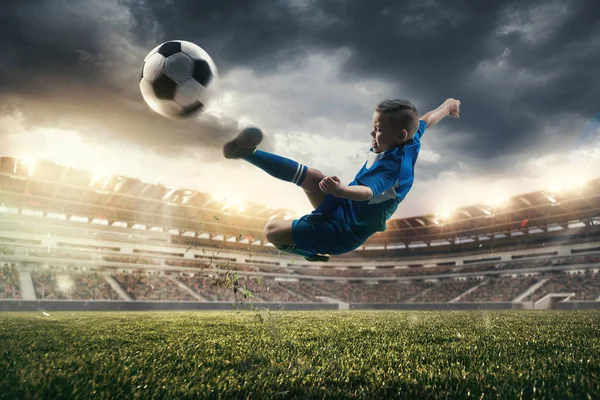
[{"xmin": 371, "ymin": 111, "xmax": 407, "ymax": 153}]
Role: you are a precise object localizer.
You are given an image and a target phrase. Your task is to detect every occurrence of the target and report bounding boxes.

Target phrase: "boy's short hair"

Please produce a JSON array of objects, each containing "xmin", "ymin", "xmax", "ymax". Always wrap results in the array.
[{"xmin": 375, "ymin": 99, "xmax": 419, "ymax": 140}]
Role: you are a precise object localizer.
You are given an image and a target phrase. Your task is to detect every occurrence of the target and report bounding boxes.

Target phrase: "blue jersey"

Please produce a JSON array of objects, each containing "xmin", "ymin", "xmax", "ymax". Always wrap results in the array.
[{"xmin": 312, "ymin": 120, "xmax": 427, "ymax": 237}]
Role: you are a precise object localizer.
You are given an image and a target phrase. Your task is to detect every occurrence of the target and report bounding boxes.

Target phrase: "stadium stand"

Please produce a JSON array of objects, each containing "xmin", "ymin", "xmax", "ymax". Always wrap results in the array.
[
  {"xmin": 459, "ymin": 276, "xmax": 541, "ymax": 302},
  {"xmin": 0, "ymin": 266, "xmax": 21, "ymax": 299},
  {"xmin": 0, "ymin": 157, "xmax": 599, "ymax": 309},
  {"xmin": 112, "ymin": 273, "xmax": 196, "ymax": 301},
  {"xmin": 524, "ymin": 271, "xmax": 600, "ymax": 301},
  {"xmin": 410, "ymin": 279, "xmax": 479, "ymax": 302},
  {"xmin": 177, "ymin": 275, "xmax": 238, "ymax": 302},
  {"xmin": 31, "ymin": 269, "xmax": 121, "ymax": 300},
  {"xmin": 304, "ymin": 281, "xmax": 436, "ymax": 303}
]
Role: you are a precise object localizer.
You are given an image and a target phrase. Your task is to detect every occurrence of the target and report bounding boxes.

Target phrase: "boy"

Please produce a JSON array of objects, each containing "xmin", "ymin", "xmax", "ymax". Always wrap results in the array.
[{"xmin": 223, "ymin": 98, "xmax": 461, "ymax": 262}]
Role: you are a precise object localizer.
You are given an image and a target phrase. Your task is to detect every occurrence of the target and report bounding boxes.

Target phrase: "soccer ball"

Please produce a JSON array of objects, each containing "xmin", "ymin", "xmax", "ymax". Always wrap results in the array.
[{"xmin": 139, "ymin": 40, "xmax": 219, "ymax": 119}]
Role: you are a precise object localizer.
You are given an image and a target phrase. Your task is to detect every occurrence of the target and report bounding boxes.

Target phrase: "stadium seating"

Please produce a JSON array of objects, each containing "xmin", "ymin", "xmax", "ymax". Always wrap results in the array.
[
  {"xmin": 1, "ymin": 219, "xmax": 599, "ymax": 304},
  {"xmin": 0, "ymin": 266, "xmax": 21, "ymax": 299},
  {"xmin": 524, "ymin": 271, "xmax": 600, "ymax": 301},
  {"xmin": 459, "ymin": 276, "xmax": 540, "ymax": 302},
  {"xmin": 410, "ymin": 279, "xmax": 478, "ymax": 302},
  {"xmin": 177, "ymin": 275, "xmax": 238, "ymax": 302},
  {"xmin": 31, "ymin": 269, "xmax": 121, "ymax": 300},
  {"xmin": 112, "ymin": 273, "xmax": 195, "ymax": 301}
]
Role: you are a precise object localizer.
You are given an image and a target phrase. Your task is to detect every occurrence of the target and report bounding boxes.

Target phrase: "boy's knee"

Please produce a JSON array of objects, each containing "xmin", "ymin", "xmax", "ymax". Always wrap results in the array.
[
  {"xmin": 263, "ymin": 221, "xmax": 275, "ymax": 241},
  {"xmin": 263, "ymin": 221, "xmax": 280, "ymax": 244},
  {"xmin": 263, "ymin": 220, "xmax": 293, "ymax": 246},
  {"xmin": 301, "ymin": 168, "xmax": 325, "ymax": 191}
]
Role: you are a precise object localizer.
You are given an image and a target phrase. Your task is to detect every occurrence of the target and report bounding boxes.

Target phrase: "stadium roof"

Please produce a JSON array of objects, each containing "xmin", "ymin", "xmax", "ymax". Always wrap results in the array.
[
  {"xmin": 1, "ymin": 157, "xmax": 599, "ymax": 248},
  {"xmin": 370, "ymin": 178, "xmax": 600, "ymax": 246}
]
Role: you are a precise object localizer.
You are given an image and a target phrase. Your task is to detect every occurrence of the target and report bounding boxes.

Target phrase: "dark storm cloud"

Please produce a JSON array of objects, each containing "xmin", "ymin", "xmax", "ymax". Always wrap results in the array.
[
  {"xmin": 125, "ymin": 0, "xmax": 600, "ymax": 174},
  {"xmin": 0, "ymin": 0, "xmax": 598, "ymax": 174},
  {"xmin": 0, "ymin": 0, "xmax": 254, "ymax": 159}
]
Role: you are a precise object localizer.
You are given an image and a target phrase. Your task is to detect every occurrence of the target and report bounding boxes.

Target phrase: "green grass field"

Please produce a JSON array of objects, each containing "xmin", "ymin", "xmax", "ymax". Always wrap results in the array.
[{"xmin": 1, "ymin": 310, "xmax": 599, "ymax": 399}]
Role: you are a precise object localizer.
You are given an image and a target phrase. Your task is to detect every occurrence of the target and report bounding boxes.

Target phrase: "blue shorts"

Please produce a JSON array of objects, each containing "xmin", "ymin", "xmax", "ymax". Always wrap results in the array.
[{"xmin": 291, "ymin": 203, "xmax": 367, "ymax": 255}]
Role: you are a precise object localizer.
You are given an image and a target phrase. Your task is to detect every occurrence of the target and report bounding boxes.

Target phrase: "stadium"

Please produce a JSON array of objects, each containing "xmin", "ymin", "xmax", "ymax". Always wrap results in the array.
[
  {"xmin": 1, "ymin": 156, "xmax": 599, "ymax": 312},
  {"xmin": 1, "ymin": 156, "xmax": 599, "ymax": 398}
]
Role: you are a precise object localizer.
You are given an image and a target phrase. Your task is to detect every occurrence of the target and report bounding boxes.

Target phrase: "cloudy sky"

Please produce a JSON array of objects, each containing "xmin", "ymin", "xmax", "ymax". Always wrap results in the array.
[{"xmin": 1, "ymin": 0, "xmax": 599, "ymax": 218}]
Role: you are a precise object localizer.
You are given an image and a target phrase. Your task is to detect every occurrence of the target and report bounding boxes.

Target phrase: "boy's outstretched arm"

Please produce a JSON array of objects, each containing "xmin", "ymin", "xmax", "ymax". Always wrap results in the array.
[{"xmin": 419, "ymin": 98, "xmax": 460, "ymax": 128}]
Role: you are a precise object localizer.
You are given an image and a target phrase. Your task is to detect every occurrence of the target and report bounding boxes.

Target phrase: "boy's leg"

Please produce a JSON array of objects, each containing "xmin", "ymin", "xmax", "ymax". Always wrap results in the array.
[
  {"xmin": 223, "ymin": 127, "xmax": 328, "ymax": 210},
  {"xmin": 299, "ymin": 168, "xmax": 328, "ymax": 209},
  {"xmin": 263, "ymin": 219, "xmax": 330, "ymax": 262}
]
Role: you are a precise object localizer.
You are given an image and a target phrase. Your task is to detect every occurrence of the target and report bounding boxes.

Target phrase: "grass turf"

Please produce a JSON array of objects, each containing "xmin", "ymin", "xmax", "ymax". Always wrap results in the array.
[{"xmin": 1, "ymin": 310, "xmax": 599, "ymax": 399}]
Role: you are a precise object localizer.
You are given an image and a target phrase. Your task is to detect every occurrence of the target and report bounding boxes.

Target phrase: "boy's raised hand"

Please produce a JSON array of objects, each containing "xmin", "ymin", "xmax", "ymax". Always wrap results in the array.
[{"xmin": 444, "ymin": 98, "xmax": 460, "ymax": 118}]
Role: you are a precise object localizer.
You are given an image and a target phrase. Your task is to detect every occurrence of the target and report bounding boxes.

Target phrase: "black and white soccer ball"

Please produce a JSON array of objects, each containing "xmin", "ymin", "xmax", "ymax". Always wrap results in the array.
[{"xmin": 139, "ymin": 40, "xmax": 219, "ymax": 119}]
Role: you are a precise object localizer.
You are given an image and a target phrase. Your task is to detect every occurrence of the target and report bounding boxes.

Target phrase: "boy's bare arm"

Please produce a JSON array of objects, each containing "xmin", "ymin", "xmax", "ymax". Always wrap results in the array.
[
  {"xmin": 336, "ymin": 185, "xmax": 373, "ymax": 201},
  {"xmin": 420, "ymin": 98, "xmax": 460, "ymax": 128},
  {"xmin": 319, "ymin": 176, "xmax": 373, "ymax": 201}
]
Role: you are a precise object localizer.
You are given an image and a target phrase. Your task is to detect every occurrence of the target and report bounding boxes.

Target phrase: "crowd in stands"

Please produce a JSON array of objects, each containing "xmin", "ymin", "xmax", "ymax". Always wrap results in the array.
[
  {"xmin": 459, "ymin": 276, "xmax": 540, "ymax": 302},
  {"xmin": 303, "ymin": 281, "xmax": 435, "ymax": 303},
  {"xmin": 32, "ymin": 270, "xmax": 69, "ymax": 299},
  {"xmin": 112, "ymin": 273, "xmax": 195, "ymax": 301},
  {"xmin": 278, "ymin": 281, "xmax": 332, "ymax": 300},
  {"xmin": 2, "ymin": 237, "xmax": 599, "ymax": 303},
  {"xmin": 410, "ymin": 279, "xmax": 478, "ymax": 303},
  {"xmin": 6, "ymin": 266, "xmax": 600, "ymax": 303},
  {"xmin": 525, "ymin": 271, "xmax": 600, "ymax": 301},
  {"xmin": 0, "ymin": 266, "xmax": 21, "ymax": 299},
  {"xmin": 31, "ymin": 269, "xmax": 121, "ymax": 300},
  {"xmin": 177, "ymin": 275, "xmax": 238, "ymax": 302},
  {"xmin": 69, "ymin": 272, "xmax": 121, "ymax": 300},
  {"xmin": 250, "ymin": 278, "xmax": 310, "ymax": 302},
  {"xmin": 172, "ymin": 275, "xmax": 307, "ymax": 302}
]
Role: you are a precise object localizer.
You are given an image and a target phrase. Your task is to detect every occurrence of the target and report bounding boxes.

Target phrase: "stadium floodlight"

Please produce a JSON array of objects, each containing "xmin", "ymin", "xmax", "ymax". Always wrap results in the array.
[
  {"xmin": 113, "ymin": 178, "xmax": 126, "ymax": 192},
  {"xmin": 21, "ymin": 158, "xmax": 36, "ymax": 177},
  {"xmin": 545, "ymin": 194, "xmax": 557, "ymax": 203},
  {"xmin": 434, "ymin": 208, "xmax": 453, "ymax": 224},
  {"xmin": 163, "ymin": 186, "xmax": 179, "ymax": 200},
  {"xmin": 90, "ymin": 170, "xmax": 111, "ymax": 187}
]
